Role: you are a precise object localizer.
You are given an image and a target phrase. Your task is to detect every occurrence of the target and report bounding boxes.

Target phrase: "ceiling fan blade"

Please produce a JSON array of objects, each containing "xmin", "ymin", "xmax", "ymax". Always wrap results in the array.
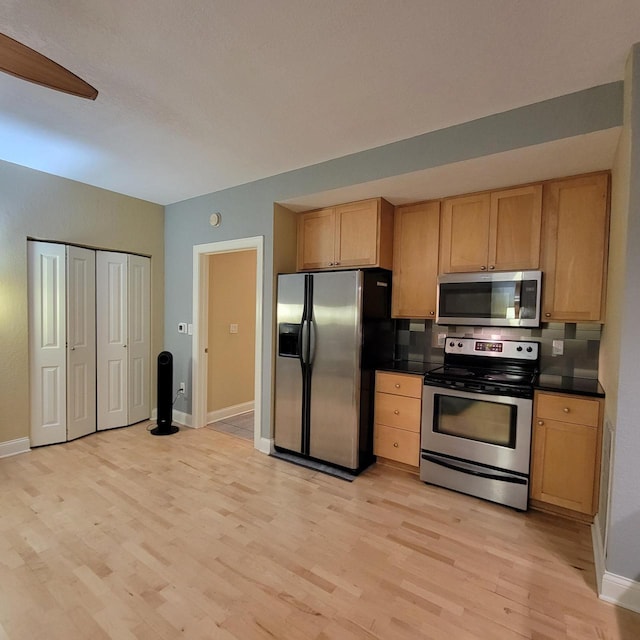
[{"xmin": 0, "ymin": 32, "xmax": 98, "ymax": 100}]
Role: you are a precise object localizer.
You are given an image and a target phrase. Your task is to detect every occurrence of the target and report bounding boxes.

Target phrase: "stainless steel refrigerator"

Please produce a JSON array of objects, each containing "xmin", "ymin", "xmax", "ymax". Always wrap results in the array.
[{"xmin": 274, "ymin": 269, "xmax": 394, "ymax": 472}]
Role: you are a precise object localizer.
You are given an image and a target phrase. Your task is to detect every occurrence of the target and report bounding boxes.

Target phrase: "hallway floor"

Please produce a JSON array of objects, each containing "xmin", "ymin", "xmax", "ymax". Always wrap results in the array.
[{"xmin": 207, "ymin": 410, "xmax": 253, "ymax": 441}]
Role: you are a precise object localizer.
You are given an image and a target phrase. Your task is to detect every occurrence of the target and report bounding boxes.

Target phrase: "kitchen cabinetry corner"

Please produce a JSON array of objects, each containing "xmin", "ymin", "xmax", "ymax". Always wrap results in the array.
[
  {"xmin": 540, "ymin": 172, "xmax": 610, "ymax": 322},
  {"xmin": 296, "ymin": 198, "xmax": 393, "ymax": 271}
]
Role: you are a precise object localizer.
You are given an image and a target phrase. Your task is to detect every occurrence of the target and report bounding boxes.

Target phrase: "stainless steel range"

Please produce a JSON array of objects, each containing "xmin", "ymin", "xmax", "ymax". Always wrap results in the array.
[{"xmin": 421, "ymin": 337, "xmax": 539, "ymax": 510}]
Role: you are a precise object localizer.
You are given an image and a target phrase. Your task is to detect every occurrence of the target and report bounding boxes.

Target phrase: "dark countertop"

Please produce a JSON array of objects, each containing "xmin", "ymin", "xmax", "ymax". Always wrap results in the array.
[
  {"xmin": 376, "ymin": 361, "xmax": 606, "ymax": 398},
  {"xmin": 376, "ymin": 360, "xmax": 441, "ymax": 376},
  {"xmin": 534, "ymin": 374, "xmax": 605, "ymax": 398}
]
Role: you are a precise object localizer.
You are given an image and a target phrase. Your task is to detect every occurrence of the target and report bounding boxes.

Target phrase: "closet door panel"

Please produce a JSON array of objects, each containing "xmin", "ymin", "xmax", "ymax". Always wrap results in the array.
[
  {"xmin": 97, "ymin": 251, "xmax": 129, "ymax": 430},
  {"xmin": 128, "ymin": 255, "xmax": 151, "ymax": 424},
  {"xmin": 66, "ymin": 246, "xmax": 96, "ymax": 440},
  {"xmin": 28, "ymin": 242, "xmax": 67, "ymax": 446}
]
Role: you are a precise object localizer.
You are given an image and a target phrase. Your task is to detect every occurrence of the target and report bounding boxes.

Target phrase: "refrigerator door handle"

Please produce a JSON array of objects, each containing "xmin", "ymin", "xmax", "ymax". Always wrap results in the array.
[
  {"xmin": 300, "ymin": 319, "xmax": 309, "ymax": 365},
  {"xmin": 309, "ymin": 320, "xmax": 317, "ymax": 365}
]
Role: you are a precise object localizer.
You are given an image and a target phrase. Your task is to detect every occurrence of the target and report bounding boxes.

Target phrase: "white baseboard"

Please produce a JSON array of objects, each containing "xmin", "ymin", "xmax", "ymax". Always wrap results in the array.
[
  {"xmin": 0, "ymin": 437, "xmax": 30, "ymax": 459},
  {"xmin": 150, "ymin": 407, "xmax": 194, "ymax": 429},
  {"xmin": 601, "ymin": 572, "xmax": 640, "ymax": 614},
  {"xmin": 172, "ymin": 409, "xmax": 194, "ymax": 428},
  {"xmin": 593, "ymin": 514, "xmax": 640, "ymax": 613},
  {"xmin": 256, "ymin": 436, "xmax": 272, "ymax": 454},
  {"xmin": 207, "ymin": 401, "xmax": 254, "ymax": 424},
  {"xmin": 592, "ymin": 514, "xmax": 606, "ymax": 594}
]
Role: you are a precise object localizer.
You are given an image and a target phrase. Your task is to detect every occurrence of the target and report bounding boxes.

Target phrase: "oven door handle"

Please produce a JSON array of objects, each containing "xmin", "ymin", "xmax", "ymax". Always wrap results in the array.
[{"xmin": 421, "ymin": 453, "xmax": 527, "ymax": 485}]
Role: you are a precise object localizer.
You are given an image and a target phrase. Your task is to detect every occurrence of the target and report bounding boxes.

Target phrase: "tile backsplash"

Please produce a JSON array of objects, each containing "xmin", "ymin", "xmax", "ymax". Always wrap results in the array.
[{"xmin": 394, "ymin": 320, "xmax": 601, "ymax": 379}]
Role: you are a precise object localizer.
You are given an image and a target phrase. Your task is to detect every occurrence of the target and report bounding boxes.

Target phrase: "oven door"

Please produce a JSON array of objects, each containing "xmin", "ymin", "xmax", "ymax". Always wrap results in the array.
[{"xmin": 421, "ymin": 384, "xmax": 532, "ymax": 475}]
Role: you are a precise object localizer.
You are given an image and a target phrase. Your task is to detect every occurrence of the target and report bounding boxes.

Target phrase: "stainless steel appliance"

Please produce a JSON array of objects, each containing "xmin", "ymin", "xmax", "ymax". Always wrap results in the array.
[
  {"xmin": 437, "ymin": 270, "xmax": 542, "ymax": 327},
  {"xmin": 421, "ymin": 337, "xmax": 539, "ymax": 510},
  {"xmin": 274, "ymin": 270, "xmax": 393, "ymax": 472}
]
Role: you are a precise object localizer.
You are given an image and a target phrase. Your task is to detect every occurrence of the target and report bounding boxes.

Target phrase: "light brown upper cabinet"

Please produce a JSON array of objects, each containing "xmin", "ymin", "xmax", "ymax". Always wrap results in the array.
[
  {"xmin": 439, "ymin": 185, "xmax": 542, "ymax": 273},
  {"xmin": 297, "ymin": 198, "xmax": 394, "ymax": 271},
  {"xmin": 392, "ymin": 200, "xmax": 440, "ymax": 318},
  {"xmin": 540, "ymin": 173, "xmax": 609, "ymax": 322}
]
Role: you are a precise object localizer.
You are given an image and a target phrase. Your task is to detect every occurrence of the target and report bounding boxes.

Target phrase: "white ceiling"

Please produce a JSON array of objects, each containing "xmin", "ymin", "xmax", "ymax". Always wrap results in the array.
[{"xmin": 1, "ymin": 1, "xmax": 639, "ymax": 206}]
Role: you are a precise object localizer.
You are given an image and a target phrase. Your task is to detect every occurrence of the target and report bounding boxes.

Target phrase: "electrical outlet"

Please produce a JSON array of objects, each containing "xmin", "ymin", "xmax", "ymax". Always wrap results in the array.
[
  {"xmin": 552, "ymin": 340, "xmax": 564, "ymax": 356},
  {"xmin": 437, "ymin": 333, "xmax": 447, "ymax": 347},
  {"xmin": 179, "ymin": 382, "xmax": 186, "ymax": 394},
  {"xmin": 229, "ymin": 323, "xmax": 238, "ymax": 334}
]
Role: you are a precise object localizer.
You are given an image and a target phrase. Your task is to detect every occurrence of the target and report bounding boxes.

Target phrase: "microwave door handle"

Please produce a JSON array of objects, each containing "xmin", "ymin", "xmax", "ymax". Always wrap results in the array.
[{"xmin": 514, "ymin": 280, "xmax": 522, "ymax": 318}]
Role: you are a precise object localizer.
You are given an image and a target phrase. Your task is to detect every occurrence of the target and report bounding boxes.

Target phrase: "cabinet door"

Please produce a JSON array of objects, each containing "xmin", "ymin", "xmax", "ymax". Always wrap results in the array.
[
  {"xmin": 66, "ymin": 246, "xmax": 97, "ymax": 441},
  {"xmin": 440, "ymin": 193, "xmax": 491, "ymax": 272},
  {"xmin": 541, "ymin": 173, "xmax": 609, "ymax": 322},
  {"xmin": 127, "ymin": 255, "xmax": 151, "ymax": 424},
  {"xmin": 297, "ymin": 208, "xmax": 335, "ymax": 270},
  {"xmin": 489, "ymin": 185, "xmax": 542, "ymax": 271},
  {"xmin": 28, "ymin": 242, "xmax": 67, "ymax": 446},
  {"xmin": 531, "ymin": 418, "xmax": 599, "ymax": 514},
  {"xmin": 334, "ymin": 200, "xmax": 380, "ymax": 268},
  {"xmin": 97, "ymin": 251, "xmax": 129, "ymax": 430},
  {"xmin": 392, "ymin": 201, "xmax": 440, "ymax": 318}
]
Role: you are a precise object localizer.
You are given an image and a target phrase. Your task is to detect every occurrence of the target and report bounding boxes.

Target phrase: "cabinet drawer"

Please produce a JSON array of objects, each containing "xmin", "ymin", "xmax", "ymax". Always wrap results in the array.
[
  {"xmin": 536, "ymin": 393, "xmax": 600, "ymax": 427},
  {"xmin": 374, "ymin": 392, "xmax": 421, "ymax": 431},
  {"xmin": 374, "ymin": 424, "xmax": 420, "ymax": 466},
  {"xmin": 376, "ymin": 372, "xmax": 423, "ymax": 398}
]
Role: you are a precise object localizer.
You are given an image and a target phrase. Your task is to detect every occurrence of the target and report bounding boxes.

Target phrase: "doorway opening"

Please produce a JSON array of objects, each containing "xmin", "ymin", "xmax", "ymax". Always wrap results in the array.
[{"xmin": 192, "ymin": 237, "xmax": 266, "ymax": 452}]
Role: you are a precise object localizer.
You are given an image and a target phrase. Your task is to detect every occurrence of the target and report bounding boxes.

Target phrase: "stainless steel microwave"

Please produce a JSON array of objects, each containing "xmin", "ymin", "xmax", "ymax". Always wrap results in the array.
[{"xmin": 436, "ymin": 270, "xmax": 542, "ymax": 327}]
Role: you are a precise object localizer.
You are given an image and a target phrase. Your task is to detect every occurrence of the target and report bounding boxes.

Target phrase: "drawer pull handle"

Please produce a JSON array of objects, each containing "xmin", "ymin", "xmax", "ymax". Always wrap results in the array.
[
  {"xmin": 395, "ymin": 383, "xmax": 400, "ymax": 388},
  {"xmin": 537, "ymin": 420, "xmax": 544, "ymax": 426},
  {"xmin": 394, "ymin": 410, "xmax": 400, "ymax": 415},
  {"xmin": 563, "ymin": 407, "xmax": 570, "ymax": 413},
  {"xmin": 545, "ymin": 313, "xmax": 551, "ymax": 317},
  {"xmin": 393, "ymin": 442, "xmax": 399, "ymax": 448}
]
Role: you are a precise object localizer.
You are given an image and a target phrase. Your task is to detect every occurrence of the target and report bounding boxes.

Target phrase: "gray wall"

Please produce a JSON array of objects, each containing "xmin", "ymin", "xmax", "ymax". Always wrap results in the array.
[
  {"xmin": 0, "ymin": 160, "xmax": 164, "ymax": 444},
  {"xmin": 602, "ymin": 44, "xmax": 640, "ymax": 582},
  {"xmin": 165, "ymin": 82, "xmax": 622, "ymax": 438}
]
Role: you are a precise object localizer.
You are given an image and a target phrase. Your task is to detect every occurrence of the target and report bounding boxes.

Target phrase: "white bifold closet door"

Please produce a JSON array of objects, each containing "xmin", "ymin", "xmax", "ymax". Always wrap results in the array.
[
  {"xmin": 28, "ymin": 242, "xmax": 96, "ymax": 446},
  {"xmin": 96, "ymin": 251, "xmax": 150, "ymax": 430}
]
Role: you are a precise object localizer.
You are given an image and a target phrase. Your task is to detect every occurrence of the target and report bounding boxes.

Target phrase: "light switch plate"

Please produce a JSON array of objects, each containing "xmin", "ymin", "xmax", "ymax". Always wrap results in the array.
[
  {"xmin": 178, "ymin": 322, "xmax": 187, "ymax": 334},
  {"xmin": 229, "ymin": 323, "xmax": 238, "ymax": 334}
]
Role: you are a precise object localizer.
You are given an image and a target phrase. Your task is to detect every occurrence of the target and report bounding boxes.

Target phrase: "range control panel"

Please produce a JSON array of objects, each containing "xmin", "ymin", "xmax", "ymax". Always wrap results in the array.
[{"xmin": 445, "ymin": 337, "xmax": 539, "ymax": 360}]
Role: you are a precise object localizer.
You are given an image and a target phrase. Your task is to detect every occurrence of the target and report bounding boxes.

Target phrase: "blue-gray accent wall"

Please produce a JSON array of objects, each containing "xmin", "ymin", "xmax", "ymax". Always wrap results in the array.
[{"xmin": 165, "ymin": 81, "xmax": 622, "ymax": 434}]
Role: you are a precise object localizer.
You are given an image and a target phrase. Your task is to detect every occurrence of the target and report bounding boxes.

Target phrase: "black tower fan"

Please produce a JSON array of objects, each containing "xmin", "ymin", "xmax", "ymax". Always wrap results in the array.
[{"xmin": 151, "ymin": 351, "xmax": 179, "ymax": 436}]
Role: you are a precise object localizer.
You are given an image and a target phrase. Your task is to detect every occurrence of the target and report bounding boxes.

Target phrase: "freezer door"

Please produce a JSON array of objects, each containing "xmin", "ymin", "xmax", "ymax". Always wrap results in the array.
[
  {"xmin": 308, "ymin": 270, "xmax": 362, "ymax": 469},
  {"xmin": 274, "ymin": 273, "xmax": 306, "ymax": 453}
]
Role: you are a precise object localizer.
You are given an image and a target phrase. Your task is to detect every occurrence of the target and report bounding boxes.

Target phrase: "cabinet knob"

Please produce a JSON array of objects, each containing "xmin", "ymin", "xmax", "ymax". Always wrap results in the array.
[
  {"xmin": 545, "ymin": 313, "xmax": 551, "ymax": 318},
  {"xmin": 480, "ymin": 266, "xmax": 487, "ymax": 271},
  {"xmin": 393, "ymin": 442, "xmax": 399, "ymax": 448},
  {"xmin": 563, "ymin": 407, "xmax": 570, "ymax": 413},
  {"xmin": 394, "ymin": 410, "xmax": 400, "ymax": 415},
  {"xmin": 429, "ymin": 311, "xmax": 435, "ymax": 316},
  {"xmin": 537, "ymin": 420, "xmax": 544, "ymax": 426},
  {"xmin": 488, "ymin": 265, "xmax": 495, "ymax": 270},
  {"xmin": 70, "ymin": 346, "xmax": 75, "ymax": 351},
  {"xmin": 395, "ymin": 383, "xmax": 401, "ymax": 388}
]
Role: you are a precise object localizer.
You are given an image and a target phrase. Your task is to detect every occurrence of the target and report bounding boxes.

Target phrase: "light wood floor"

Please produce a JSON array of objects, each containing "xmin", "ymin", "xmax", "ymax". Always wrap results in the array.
[{"xmin": 1, "ymin": 423, "xmax": 639, "ymax": 640}]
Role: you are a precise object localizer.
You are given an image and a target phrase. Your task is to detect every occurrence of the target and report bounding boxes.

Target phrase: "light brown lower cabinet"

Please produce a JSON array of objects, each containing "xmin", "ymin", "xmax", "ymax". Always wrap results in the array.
[
  {"xmin": 530, "ymin": 391, "xmax": 603, "ymax": 519},
  {"xmin": 374, "ymin": 371, "xmax": 422, "ymax": 469}
]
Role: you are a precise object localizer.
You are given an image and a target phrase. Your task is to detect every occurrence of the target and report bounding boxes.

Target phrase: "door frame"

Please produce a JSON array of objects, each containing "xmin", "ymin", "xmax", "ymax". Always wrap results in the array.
[{"xmin": 192, "ymin": 236, "xmax": 266, "ymax": 452}]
